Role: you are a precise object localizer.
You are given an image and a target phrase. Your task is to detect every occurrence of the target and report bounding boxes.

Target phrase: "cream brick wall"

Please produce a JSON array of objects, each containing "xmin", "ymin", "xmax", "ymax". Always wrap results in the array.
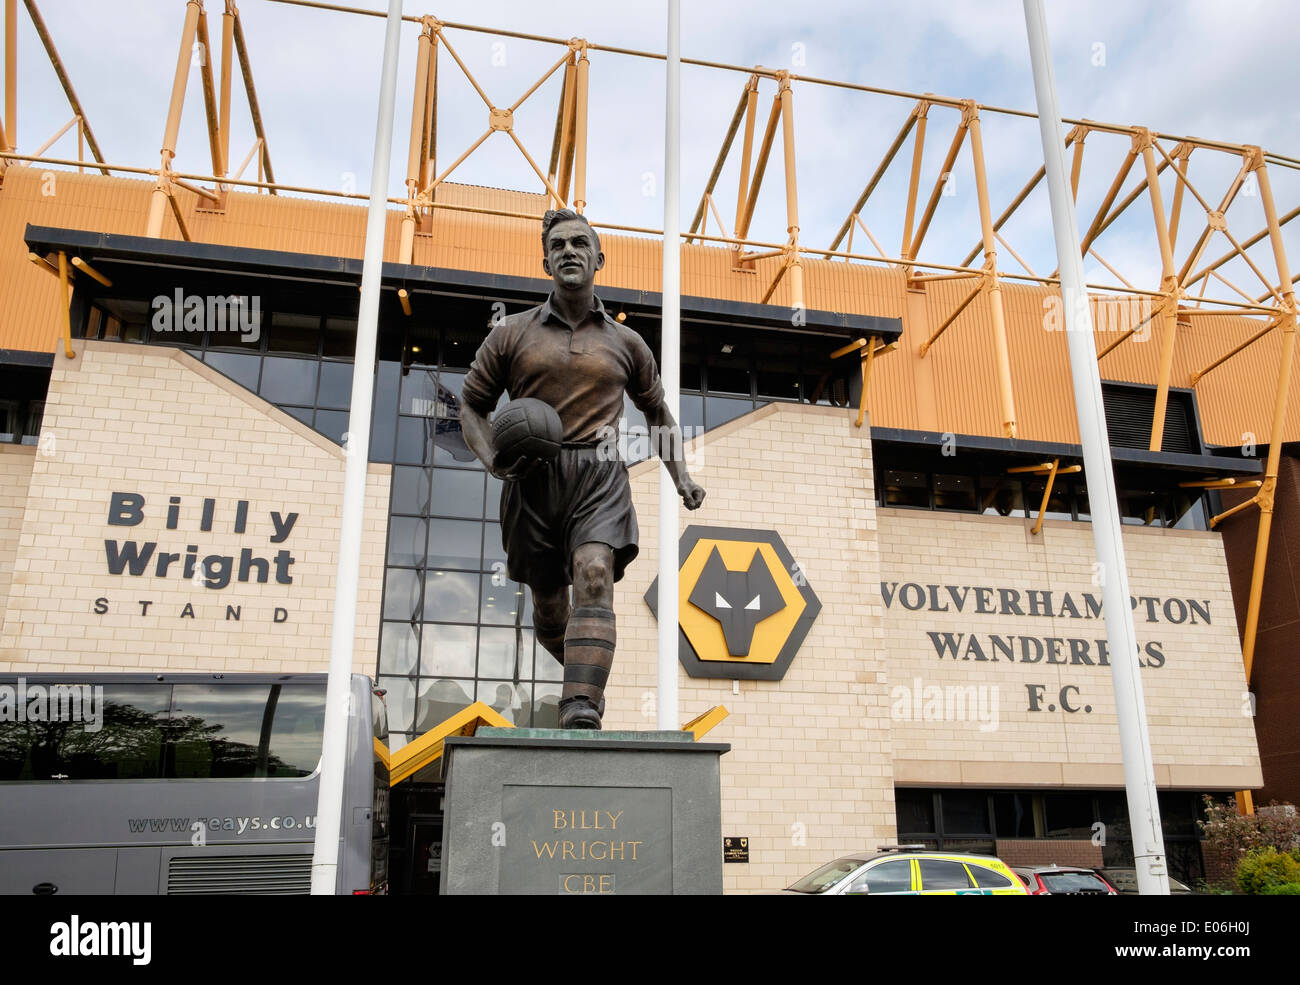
[
  {"xmin": 610, "ymin": 403, "xmax": 895, "ymax": 894},
  {"xmin": 0, "ymin": 444, "xmax": 36, "ymax": 620},
  {"xmin": 0, "ymin": 340, "xmax": 390, "ymax": 676},
  {"xmin": 877, "ymin": 508, "xmax": 1261, "ymax": 789}
]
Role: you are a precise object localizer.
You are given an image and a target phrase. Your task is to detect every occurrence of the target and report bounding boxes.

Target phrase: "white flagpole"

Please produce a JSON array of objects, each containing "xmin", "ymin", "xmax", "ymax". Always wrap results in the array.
[
  {"xmin": 1022, "ymin": 0, "xmax": 1169, "ymax": 895},
  {"xmin": 311, "ymin": 0, "xmax": 405, "ymax": 895},
  {"xmin": 656, "ymin": 0, "xmax": 681, "ymax": 731}
]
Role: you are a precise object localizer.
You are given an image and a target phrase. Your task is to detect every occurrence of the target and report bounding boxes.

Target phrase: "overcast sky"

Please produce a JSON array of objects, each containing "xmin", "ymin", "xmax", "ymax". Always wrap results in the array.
[{"xmin": 8, "ymin": 0, "xmax": 1298, "ymax": 298}]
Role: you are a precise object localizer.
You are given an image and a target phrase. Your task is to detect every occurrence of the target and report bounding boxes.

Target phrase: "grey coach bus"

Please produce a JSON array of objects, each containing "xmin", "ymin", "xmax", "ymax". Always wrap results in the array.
[{"xmin": 0, "ymin": 673, "xmax": 389, "ymax": 895}]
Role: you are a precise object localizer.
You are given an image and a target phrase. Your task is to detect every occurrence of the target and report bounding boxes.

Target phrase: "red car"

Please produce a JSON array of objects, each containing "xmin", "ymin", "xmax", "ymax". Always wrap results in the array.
[{"xmin": 1012, "ymin": 865, "xmax": 1117, "ymax": 895}]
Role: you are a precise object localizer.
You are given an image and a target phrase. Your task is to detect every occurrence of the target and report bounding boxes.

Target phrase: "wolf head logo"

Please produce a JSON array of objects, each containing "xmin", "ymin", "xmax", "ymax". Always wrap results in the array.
[{"xmin": 687, "ymin": 546, "xmax": 786, "ymax": 656}]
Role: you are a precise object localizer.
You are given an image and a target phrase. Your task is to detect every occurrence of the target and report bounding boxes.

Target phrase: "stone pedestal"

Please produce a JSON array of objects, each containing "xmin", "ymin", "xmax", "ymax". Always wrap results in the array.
[{"xmin": 440, "ymin": 728, "xmax": 729, "ymax": 895}]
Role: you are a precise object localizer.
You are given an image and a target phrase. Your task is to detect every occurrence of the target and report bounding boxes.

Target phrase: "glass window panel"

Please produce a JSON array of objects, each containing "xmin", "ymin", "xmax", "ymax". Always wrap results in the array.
[
  {"xmin": 535, "ymin": 640, "xmax": 563, "ymax": 682},
  {"xmin": 419, "ymin": 623, "xmax": 477, "ymax": 678},
  {"xmin": 707, "ymin": 345, "xmax": 751, "ymax": 395},
  {"xmin": 262, "ymin": 684, "xmax": 326, "ymax": 777},
  {"xmin": 431, "ymin": 469, "xmax": 486, "ymax": 519},
  {"xmin": 395, "ymin": 416, "xmax": 432, "ymax": 465},
  {"xmin": 478, "ymin": 627, "xmax": 522, "ymax": 679},
  {"xmin": 678, "ymin": 394, "xmax": 704, "ymax": 435},
  {"xmin": 317, "ymin": 361, "xmax": 354, "ymax": 410},
  {"xmin": 168, "ymin": 684, "xmax": 274, "ymax": 778},
  {"xmin": 1171, "ymin": 493, "xmax": 1207, "ymax": 530},
  {"xmin": 480, "ymin": 574, "xmax": 528, "ymax": 625},
  {"xmin": 475, "ymin": 680, "xmax": 529, "ymax": 725},
  {"xmin": 1044, "ymin": 792, "xmax": 1095, "ymax": 838},
  {"xmin": 482, "ymin": 522, "xmax": 506, "ymax": 570},
  {"xmin": 941, "ymin": 791, "xmax": 991, "ymax": 834},
  {"xmin": 382, "ymin": 568, "xmax": 423, "ymax": 621},
  {"xmin": 379, "ymin": 622, "xmax": 421, "ymax": 675},
  {"xmin": 422, "ymin": 570, "xmax": 480, "ymax": 623},
  {"xmin": 370, "ymin": 360, "xmax": 401, "ymax": 464},
  {"xmin": 203, "ymin": 351, "xmax": 261, "ymax": 392},
  {"xmin": 933, "ymin": 474, "xmax": 978, "ymax": 512},
  {"xmin": 377, "ymin": 676, "xmax": 417, "ymax": 735},
  {"xmin": 896, "ymin": 790, "xmax": 936, "ymax": 834},
  {"xmin": 442, "ymin": 328, "xmax": 478, "ymax": 370},
  {"xmin": 401, "ymin": 366, "xmax": 441, "ymax": 418},
  {"xmin": 322, "ymin": 317, "xmax": 357, "ymax": 358},
  {"xmin": 0, "ymin": 400, "xmax": 20, "ymax": 443},
  {"xmin": 485, "ymin": 475, "xmax": 503, "ymax": 521},
  {"xmin": 268, "ymin": 312, "xmax": 320, "ymax": 354},
  {"xmin": 414, "ymin": 678, "xmax": 474, "ymax": 735},
  {"xmin": 918, "ymin": 859, "xmax": 974, "ymax": 890},
  {"xmin": 881, "ymin": 469, "xmax": 929, "ymax": 508},
  {"xmin": 392, "ymin": 465, "xmax": 435, "ymax": 516},
  {"xmin": 0, "ymin": 684, "xmax": 170, "ymax": 780},
  {"xmin": 283, "ymin": 405, "xmax": 313, "ymax": 426},
  {"xmin": 854, "ymin": 859, "xmax": 913, "ymax": 895},
  {"xmin": 432, "ymin": 417, "xmax": 479, "ymax": 467},
  {"xmin": 968, "ymin": 864, "xmax": 1013, "ymax": 889},
  {"xmin": 260, "ymin": 355, "xmax": 318, "ymax": 405},
  {"xmin": 979, "ymin": 476, "xmax": 1025, "ymax": 517},
  {"xmin": 21, "ymin": 400, "xmax": 43, "ymax": 445},
  {"xmin": 532, "ymin": 683, "xmax": 562, "ymax": 729},
  {"xmin": 756, "ymin": 341, "xmax": 802, "ymax": 400},
  {"xmin": 387, "ymin": 516, "xmax": 428, "ymax": 566},
  {"xmin": 991, "ymin": 792, "xmax": 1034, "ymax": 838},
  {"xmin": 424, "ymin": 518, "xmax": 483, "ymax": 570},
  {"xmin": 705, "ymin": 396, "xmax": 753, "ymax": 429},
  {"xmin": 313, "ymin": 409, "xmax": 349, "ymax": 445}
]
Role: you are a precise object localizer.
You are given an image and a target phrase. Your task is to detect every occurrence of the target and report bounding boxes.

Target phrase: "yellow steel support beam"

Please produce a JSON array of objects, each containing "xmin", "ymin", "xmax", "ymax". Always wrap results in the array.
[
  {"xmin": 231, "ymin": 6, "xmax": 276, "ymax": 192},
  {"xmin": 900, "ymin": 100, "xmax": 929, "ymax": 259},
  {"xmin": 1240, "ymin": 159, "xmax": 1297, "ymax": 685},
  {"xmin": 572, "ymin": 45, "xmax": 589, "ymax": 213},
  {"xmin": 547, "ymin": 56, "xmax": 576, "ymax": 209},
  {"xmin": 21, "ymin": 0, "xmax": 108, "ymax": 171},
  {"xmin": 147, "ymin": 0, "xmax": 203, "ymax": 238},
  {"xmin": 687, "ymin": 77, "xmax": 752, "ymax": 242},
  {"xmin": 397, "ymin": 288, "xmax": 412, "ymax": 316},
  {"xmin": 736, "ymin": 92, "xmax": 782, "ymax": 243},
  {"xmin": 70, "ymin": 255, "xmax": 112, "ymax": 287},
  {"xmin": 829, "ymin": 101, "xmax": 920, "ymax": 252},
  {"xmin": 856, "ymin": 334, "xmax": 880, "ymax": 428},
  {"xmin": 1069, "ymin": 126, "xmax": 1087, "ymax": 201},
  {"xmin": 967, "ymin": 101, "xmax": 1016, "ymax": 438},
  {"xmin": 387, "ymin": 702, "xmax": 512, "ymax": 786},
  {"xmin": 424, "ymin": 29, "xmax": 438, "ymax": 193},
  {"xmin": 219, "ymin": 2, "xmax": 234, "ymax": 179},
  {"xmin": 918, "ymin": 277, "xmax": 983, "ymax": 356},
  {"xmin": 1139, "ymin": 131, "xmax": 1180, "ymax": 452},
  {"xmin": 1079, "ymin": 142, "xmax": 1140, "ymax": 257},
  {"xmin": 732, "ymin": 76, "xmax": 759, "ymax": 251},
  {"xmin": 196, "ymin": 9, "xmax": 224, "ymax": 178},
  {"xmin": 1190, "ymin": 318, "xmax": 1278, "ymax": 384},
  {"xmin": 56, "ymin": 251, "xmax": 74, "ymax": 359},
  {"xmin": 907, "ymin": 117, "xmax": 967, "ymax": 263},
  {"xmin": 400, "ymin": 25, "xmax": 434, "ymax": 264},
  {"xmin": 1166, "ymin": 143, "xmax": 1193, "ymax": 252},
  {"xmin": 777, "ymin": 72, "xmax": 802, "ymax": 309}
]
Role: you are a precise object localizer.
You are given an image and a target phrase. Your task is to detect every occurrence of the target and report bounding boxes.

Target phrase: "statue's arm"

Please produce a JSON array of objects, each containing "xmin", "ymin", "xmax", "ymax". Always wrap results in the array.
[{"xmin": 644, "ymin": 401, "xmax": 705, "ymax": 511}]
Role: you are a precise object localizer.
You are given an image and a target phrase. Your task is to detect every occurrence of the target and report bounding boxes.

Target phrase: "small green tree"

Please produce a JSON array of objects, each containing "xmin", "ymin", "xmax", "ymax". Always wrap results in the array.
[{"xmin": 1236, "ymin": 847, "xmax": 1300, "ymax": 895}]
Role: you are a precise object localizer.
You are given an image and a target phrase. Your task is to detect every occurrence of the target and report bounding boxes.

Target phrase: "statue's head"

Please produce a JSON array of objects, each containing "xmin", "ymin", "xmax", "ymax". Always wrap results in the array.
[{"xmin": 541, "ymin": 208, "xmax": 604, "ymax": 291}]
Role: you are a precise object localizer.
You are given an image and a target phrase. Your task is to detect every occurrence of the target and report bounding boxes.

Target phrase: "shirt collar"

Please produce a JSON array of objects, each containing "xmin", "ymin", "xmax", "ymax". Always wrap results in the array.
[{"xmin": 540, "ymin": 292, "xmax": 613, "ymax": 329}]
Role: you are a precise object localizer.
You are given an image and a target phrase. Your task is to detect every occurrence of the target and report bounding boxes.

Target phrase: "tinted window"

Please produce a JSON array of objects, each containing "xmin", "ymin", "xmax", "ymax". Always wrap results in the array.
[
  {"xmin": 854, "ymin": 859, "xmax": 913, "ymax": 894},
  {"xmin": 1039, "ymin": 871, "xmax": 1112, "ymax": 894},
  {"xmin": 0, "ymin": 684, "xmax": 169, "ymax": 780},
  {"xmin": 168, "ymin": 683, "xmax": 324, "ymax": 778},
  {"xmin": 918, "ymin": 859, "xmax": 974, "ymax": 890},
  {"xmin": 786, "ymin": 857, "xmax": 862, "ymax": 894},
  {"xmin": 968, "ymin": 864, "xmax": 1013, "ymax": 889}
]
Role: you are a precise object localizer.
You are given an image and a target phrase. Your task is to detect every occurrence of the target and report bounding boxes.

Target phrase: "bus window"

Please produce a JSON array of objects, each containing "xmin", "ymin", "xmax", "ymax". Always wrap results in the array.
[
  {"xmin": 168, "ymin": 683, "xmax": 325, "ymax": 779},
  {"xmin": 0, "ymin": 684, "xmax": 170, "ymax": 781}
]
